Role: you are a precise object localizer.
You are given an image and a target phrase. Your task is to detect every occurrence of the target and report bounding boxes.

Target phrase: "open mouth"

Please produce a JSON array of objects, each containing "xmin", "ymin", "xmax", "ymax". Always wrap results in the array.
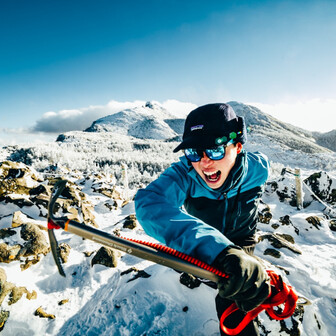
[{"xmin": 203, "ymin": 170, "xmax": 221, "ymax": 183}]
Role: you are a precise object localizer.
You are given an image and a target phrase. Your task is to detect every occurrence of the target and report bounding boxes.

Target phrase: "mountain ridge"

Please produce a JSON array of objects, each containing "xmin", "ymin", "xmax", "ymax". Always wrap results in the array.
[{"xmin": 84, "ymin": 100, "xmax": 335, "ymax": 153}]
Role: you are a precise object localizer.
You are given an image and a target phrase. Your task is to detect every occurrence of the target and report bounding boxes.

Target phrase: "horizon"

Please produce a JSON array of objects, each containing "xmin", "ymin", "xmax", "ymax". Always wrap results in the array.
[
  {"xmin": 1, "ymin": 1, "xmax": 336, "ymax": 138},
  {"xmin": 0, "ymin": 99, "xmax": 335, "ymax": 148}
]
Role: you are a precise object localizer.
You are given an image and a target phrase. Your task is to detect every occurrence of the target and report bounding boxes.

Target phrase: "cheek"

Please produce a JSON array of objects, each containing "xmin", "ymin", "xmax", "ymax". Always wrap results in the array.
[{"xmin": 191, "ymin": 162, "xmax": 201, "ymax": 174}]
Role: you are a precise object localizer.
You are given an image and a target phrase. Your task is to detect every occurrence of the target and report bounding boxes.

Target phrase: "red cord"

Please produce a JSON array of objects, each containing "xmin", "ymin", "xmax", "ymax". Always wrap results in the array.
[
  {"xmin": 120, "ymin": 236, "xmax": 297, "ymax": 336},
  {"xmin": 219, "ymin": 269, "xmax": 298, "ymax": 335},
  {"xmin": 122, "ymin": 236, "xmax": 229, "ymax": 279}
]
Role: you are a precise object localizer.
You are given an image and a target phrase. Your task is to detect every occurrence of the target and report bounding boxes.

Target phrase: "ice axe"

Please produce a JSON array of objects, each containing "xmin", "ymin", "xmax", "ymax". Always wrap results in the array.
[{"xmin": 47, "ymin": 179, "xmax": 300, "ymax": 335}]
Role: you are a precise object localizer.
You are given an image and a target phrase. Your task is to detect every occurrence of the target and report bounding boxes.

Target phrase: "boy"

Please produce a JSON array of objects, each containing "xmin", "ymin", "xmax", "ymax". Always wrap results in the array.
[{"xmin": 135, "ymin": 103, "xmax": 270, "ymax": 335}]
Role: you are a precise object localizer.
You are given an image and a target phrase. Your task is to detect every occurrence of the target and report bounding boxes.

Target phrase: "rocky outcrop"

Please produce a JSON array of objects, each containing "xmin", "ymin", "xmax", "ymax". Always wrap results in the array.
[{"xmin": 266, "ymin": 170, "xmax": 336, "ymax": 216}]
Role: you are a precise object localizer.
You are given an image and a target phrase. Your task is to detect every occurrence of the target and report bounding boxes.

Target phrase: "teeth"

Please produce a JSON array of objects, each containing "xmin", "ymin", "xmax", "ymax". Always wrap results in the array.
[{"xmin": 203, "ymin": 171, "xmax": 218, "ymax": 176}]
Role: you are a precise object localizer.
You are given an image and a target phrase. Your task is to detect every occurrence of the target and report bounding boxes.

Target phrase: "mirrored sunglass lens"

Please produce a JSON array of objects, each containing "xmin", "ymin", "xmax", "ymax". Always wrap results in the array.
[
  {"xmin": 184, "ymin": 148, "xmax": 201, "ymax": 161},
  {"xmin": 205, "ymin": 146, "xmax": 225, "ymax": 160}
]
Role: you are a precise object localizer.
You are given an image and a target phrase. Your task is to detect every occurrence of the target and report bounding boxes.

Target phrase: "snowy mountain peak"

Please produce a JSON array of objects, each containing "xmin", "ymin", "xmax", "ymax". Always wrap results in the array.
[
  {"xmin": 84, "ymin": 103, "xmax": 178, "ymax": 140},
  {"xmin": 144, "ymin": 101, "xmax": 156, "ymax": 109}
]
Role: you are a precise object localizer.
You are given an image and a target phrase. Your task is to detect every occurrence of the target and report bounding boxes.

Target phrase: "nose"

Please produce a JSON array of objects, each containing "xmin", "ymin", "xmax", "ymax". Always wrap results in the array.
[{"xmin": 200, "ymin": 152, "xmax": 212, "ymax": 166}]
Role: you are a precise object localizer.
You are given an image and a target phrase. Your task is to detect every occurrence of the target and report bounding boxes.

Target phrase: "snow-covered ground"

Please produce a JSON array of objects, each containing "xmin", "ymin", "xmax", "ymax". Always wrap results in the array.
[{"xmin": 0, "ymin": 160, "xmax": 335, "ymax": 336}]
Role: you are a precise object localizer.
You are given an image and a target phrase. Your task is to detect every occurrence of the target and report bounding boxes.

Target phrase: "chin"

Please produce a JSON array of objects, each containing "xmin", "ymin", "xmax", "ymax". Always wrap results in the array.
[{"xmin": 205, "ymin": 179, "xmax": 224, "ymax": 190}]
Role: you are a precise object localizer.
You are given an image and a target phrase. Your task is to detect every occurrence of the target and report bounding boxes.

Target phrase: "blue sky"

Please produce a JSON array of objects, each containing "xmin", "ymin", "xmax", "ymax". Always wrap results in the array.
[{"xmin": 1, "ymin": 0, "xmax": 336, "ymax": 134}]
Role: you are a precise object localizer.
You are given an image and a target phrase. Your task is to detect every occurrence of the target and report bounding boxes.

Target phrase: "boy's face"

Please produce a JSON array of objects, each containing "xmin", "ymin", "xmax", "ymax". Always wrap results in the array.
[{"xmin": 191, "ymin": 143, "xmax": 242, "ymax": 189}]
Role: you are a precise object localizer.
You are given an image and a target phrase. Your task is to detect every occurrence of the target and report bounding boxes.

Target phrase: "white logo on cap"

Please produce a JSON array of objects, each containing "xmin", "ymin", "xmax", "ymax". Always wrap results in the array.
[{"xmin": 191, "ymin": 125, "xmax": 204, "ymax": 131}]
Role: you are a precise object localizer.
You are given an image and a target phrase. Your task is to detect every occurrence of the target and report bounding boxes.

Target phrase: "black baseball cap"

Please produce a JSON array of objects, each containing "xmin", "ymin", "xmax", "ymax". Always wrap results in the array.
[{"xmin": 173, "ymin": 103, "xmax": 246, "ymax": 152}]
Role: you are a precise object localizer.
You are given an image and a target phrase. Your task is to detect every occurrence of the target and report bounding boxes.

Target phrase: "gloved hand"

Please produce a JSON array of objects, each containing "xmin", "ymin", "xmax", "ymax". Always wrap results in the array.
[{"xmin": 213, "ymin": 246, "xmax": 270, "ymax": 312}]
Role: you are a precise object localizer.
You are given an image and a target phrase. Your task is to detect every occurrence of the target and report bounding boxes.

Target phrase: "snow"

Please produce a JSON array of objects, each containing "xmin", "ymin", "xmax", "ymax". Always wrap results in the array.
[{"xmin": 0, "ymin": 168, "xmax": 334, "ymax": 336}]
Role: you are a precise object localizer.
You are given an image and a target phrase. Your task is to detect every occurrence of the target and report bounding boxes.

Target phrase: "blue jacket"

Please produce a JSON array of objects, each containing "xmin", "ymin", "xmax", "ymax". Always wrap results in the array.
[{"xmin": 134, "ymin": 150, "xmax": 269, "ymax": 264}]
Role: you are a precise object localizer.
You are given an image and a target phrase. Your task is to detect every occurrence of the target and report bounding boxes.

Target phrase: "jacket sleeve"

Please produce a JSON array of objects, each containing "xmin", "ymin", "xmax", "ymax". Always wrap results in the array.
[{"xmin": 134, "ymin": 162, "xmax": 233, "ymax": 264}]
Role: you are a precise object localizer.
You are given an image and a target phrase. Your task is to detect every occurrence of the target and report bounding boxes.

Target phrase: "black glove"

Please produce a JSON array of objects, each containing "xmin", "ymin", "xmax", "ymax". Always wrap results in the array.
[{"xmin": 213, "ymin": 246, "xmax": 270, "ymax": 312}]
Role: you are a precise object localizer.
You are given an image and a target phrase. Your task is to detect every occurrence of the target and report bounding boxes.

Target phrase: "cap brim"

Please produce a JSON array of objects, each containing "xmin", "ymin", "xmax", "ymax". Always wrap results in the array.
[{"xmin": 173, "ymin": 135, "xmax": 219, "ymax": 152}]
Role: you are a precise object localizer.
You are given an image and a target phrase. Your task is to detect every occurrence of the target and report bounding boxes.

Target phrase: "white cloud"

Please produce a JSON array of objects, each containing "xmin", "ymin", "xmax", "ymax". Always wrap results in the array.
[
  {"xmin": 248, "ymin": 99, "xmax": 336, "ymax": 133},
  {"xmin": 160, "ymin": 99, "xmax": 197, "ymax": 118},
  {"xmin": 32, "ymin": 99, "xmax": 197, "ymax": 133},
  {"xmin": 0, "ymin": 128, "xmax": 57, "ymax": 147},
  {"xmin": 32, "ymin": 100, "xmax": 143, "ymax": 133}
]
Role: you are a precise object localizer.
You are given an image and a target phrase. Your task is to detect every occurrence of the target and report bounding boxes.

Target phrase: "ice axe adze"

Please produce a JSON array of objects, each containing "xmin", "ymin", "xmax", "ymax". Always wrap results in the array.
[{"xmin": 47, "ymin": 179, "xmax": 299, "ymax": 336}]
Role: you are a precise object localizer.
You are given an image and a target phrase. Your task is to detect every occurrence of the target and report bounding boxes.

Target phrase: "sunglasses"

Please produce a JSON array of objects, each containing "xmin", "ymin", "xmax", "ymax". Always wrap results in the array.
[{"xmin": 184, "ymin": 144, "xmax": 228, "ymax": 162}]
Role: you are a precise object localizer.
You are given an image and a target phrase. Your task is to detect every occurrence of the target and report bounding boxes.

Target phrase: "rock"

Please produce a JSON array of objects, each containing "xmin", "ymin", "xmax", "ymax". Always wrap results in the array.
[
  {"xmin": 123, "ymin": 214, "xmax": 137, "ymax": 229},
  {"xmin": 259, "ymin": 233, "xmax": 301, "ymax": 254},
  {"xmin": 92, "ymin": 183, "xmax": 122, "ymax": 200},
  {"xmin": 29, "ymin": 184, "xmax": 48, "ymax": 196},
  {"xmin": 8, "ymin": 287, "xmax": 37, "ymax": 305},
  {"xmin": 48, "ymin": 179, "xmax": 98, "ymax": 227},
  {"xmin": 329, "ymin": 220, "xmax": 336, "ymax": 231},
  {"xmin": 59, "ymin": 243, "xmax": 71, "ymax": 263},
  {"xmin": 12, "ymin": 211, "xmax": 29, "ymax": 228},
  {"xmin": 266, "ymin": 177, "xmax": 297, "ymax": 207},
  {"xmin": 279, "ymin": 215, "xmax": 292, "ymax": 225},
  {"xmin": 123, "ymin": 269, "xmax": 151, "ymax": 283},
  {"xmin": 91, "ymin": 247, "xmax": 119, "ymax": 268},
  {"xmin": 258, "ymin": 204, "xmax": 273, "ymax": 224},
  {"xmin": 34, "ymin": 307, "xmax": 55, "ymax": 319},
  {"xmin": 104, "ymin": 199, "xmax": 118, "ymax": 211},
  {"xmin": 0, "ymin": 194, "xmax": 34, "ymax": 208},
  {"xmin": 0, "ymin": 278, "xmax": 14, "ymax": 306},
  {"xmin": 20, "ymin": 223, "xmax": 49, "ymax": 256},
  {"xmin": 0, "ymin": 228, "xmax": 16, "ymax": 239},
  {"xmin": 0, "ymin": 243, "xmax": 22, "ymax": 263},
  {"xmin": 20, "ymin": 255, "xmax": 41, "ymax": 271},
  {"xmin": 258, "ymin": 201, "xmax": 272, "ymax": 222},
  {"xmin": 277, "ymin": 233, "xmax": 295, "ymax": 244},
  {"xmin": 279, "ymin": 215, "xmax": 300, "ymax": 235},
  {"xmin": 12, "ymin": 211, "xmax": 47, "ymax": 231},
  {"xmin": 58, "ymin": 299, "xmax": 69, "ymax": 306},
  {"xmin": 304, "ymin": 171, "xmax": 336, "ymax": 205},
  {"xmin": 0, "ymin": 267, "xmax": 36, "ymax": 307},
  {"xmin": 0, "ymin": 161, "xmax": 41, "ymax": 197},
  {"xmin": 264, "ymin": 248, "xmax": 281, "ymax": 258},
  {"xmin": 305, "ymin": 216, "xmax": 323, "ymax": 230},
  {"xmin": 0, "ymin": 310, "xmax": 9, "ymax": 332},
  {"xmin": 179, "ymin": 273, "xmax": 201, "ymax": 289},
  {"xmin": 0, "ymin": 268, "xmax": 7, "ymax": 291}
]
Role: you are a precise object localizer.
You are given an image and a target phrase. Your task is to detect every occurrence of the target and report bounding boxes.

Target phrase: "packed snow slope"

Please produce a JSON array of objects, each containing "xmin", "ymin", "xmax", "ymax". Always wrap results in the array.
[{"xmin": 0, "ymin": 100, "xmax": 335, "ymax": 335}]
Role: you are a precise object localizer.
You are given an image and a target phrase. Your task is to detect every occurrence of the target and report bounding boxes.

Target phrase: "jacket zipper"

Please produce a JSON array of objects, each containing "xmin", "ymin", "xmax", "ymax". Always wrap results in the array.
[{"xmin": 220, "ymin": 193, "xmax": 228, "ymax": 234}]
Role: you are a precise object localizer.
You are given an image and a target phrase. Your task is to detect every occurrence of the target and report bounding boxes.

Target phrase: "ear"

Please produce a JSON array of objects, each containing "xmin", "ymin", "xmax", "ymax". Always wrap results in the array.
[{"xmin": 236, "ymin": 142, "xmax": 243, "ymax": 154}]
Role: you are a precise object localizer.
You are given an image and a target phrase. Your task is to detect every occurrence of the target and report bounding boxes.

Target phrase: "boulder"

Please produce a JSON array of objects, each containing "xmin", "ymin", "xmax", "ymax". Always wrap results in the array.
[
  {"xmin": 91, "ymin": 247, "xmax": 119, "ymax": 268},
  {"xmin": 304, "ymin": 171, "xmax": 336, "ymax": 205},
  {"xmin": 265, "ymin": 177, "xmax": 297, "ymax": 207},
  {"xmin": 123, "ymin": 214, "xmax": 137, "ymax": 229},
  {"xmin": 0, "ymin": 161, "xmax": 41, "ymax": 196},
  {"xmin": 20, "ymin": 223, "xmax": 49, "ymax": 256}
]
